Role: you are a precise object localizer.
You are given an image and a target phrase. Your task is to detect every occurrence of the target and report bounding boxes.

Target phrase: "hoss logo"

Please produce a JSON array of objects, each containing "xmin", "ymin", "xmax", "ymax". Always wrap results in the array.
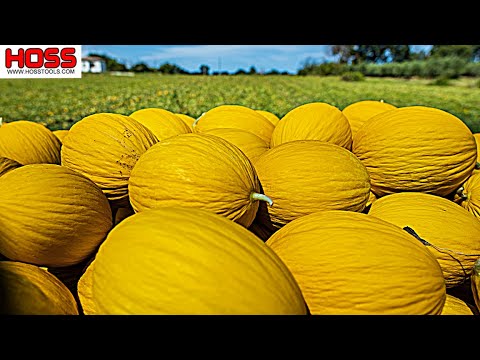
[{"xmin": 5, "ymin": 47, "xmax": 77, "ymax": 68}]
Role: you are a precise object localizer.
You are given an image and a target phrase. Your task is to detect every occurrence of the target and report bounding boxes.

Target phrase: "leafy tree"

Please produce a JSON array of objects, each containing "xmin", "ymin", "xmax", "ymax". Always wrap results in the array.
[
  {"xmin": 200, "ymin": 64, "xmax": 210, "ymax": 75},
  {"xmin": 234, "ymin": 69, "xmax": 247, "ymax": 75},
  {"xmin": 131, "ymin": 62, "xmax": 154, "ymax": 72},
  {"xmin": 429, "ymin": 45, "xmax": 477, "ymax": 60},
  {"xmin": 158, "ymin": 62, "xmax": 189, "ymax": 74},
  {"xmin": 248, "ymin": 66, "xmax": 257, "ymax": 75}
]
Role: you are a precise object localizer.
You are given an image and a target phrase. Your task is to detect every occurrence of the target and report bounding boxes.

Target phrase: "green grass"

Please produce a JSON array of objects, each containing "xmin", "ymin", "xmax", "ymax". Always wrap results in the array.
[{"xmin": 1, "ymin": 73, "xmax": 480, "ymax": 132}]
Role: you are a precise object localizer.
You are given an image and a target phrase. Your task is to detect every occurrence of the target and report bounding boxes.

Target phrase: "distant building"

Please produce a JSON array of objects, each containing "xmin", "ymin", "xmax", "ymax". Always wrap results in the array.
[{"xmin": 81, "ymin": 56, "xmax": 107, "ymax": 73}]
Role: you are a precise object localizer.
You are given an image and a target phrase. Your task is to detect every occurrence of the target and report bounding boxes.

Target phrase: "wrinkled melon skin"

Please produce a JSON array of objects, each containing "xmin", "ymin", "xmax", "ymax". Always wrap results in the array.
[
  {"xmin": 61, "ymin": 113, "xmax": 158, "ymax": 207},
  {"xmin": 193, "ymin": 104, "xmax": 275, "ymax": 145},
  {"xmin": 203, "ymin": 127, "xmax": 270, "ymax": 165},
  {"xmin": 440, "ymin": 294, "xmax": 474, "ymax": 315},
  {"xmin": 266, "ymin": 210, "xmax": 446, "ymax": 315},
  {"xmin": 454, "ymin": 169, "xmax": 480, "ymax": 219},
  {"xmin": 369, "ymin": 192, "xmax": 480, "ymax": 288},
  {"xmin": 473, "ymin": 133, "xmax": 480, "ymax": 162},
  {"xmin": 0, "ymin": 120, "xmax": 61, "ymax": 165},
  {"xmin": 89, "ymin": 207, "xmax": 307, "ymax": 315},
  {"xmin": 0, "ymin": 164, "xmax": 113, "ymax": 267},
  {"xmin": 352, "ymin": 106, "xmax": 477, "ymax": 197},
  {"xmin": 0, "ymin": 156, "xmax": 22, "ymax": 177},
  {"xmin": 77, "ymin": 257, "xmax": 97, "ymax": 315},
  {"xmin": 342, "ymin": 100, "xmax": 397, "ymax": 139},
  {"xmin": 472, "ymin": 258, "xmax": 480, "ymax": 312},
  {"xmin": 129, "ymin": 108, "xmax": 192, "ymax": 141},
  {"xmin": 270, "ymin": 102, "xmax": 352, "ymax": 150},
  {"xmin": 129, "ymin": 133, "xmax": 264, "ymax": 228},
  {"xmin": 0, "ymin": 261, "xmax": 79, "ymax": 315},
  {"xmin": 254, "ymin": 140, "xmax": 371, "ymax": 231}
]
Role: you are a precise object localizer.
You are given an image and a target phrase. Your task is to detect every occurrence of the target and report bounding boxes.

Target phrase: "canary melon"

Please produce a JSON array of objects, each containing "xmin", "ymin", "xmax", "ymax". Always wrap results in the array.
[
  {"xmin": 129, "ymin": 133, "xmax": 271, "ymax": 228},
  {"xmin": 0, "ymin": 120, "xmax": 61, "ymax": 165},
  {"xmin": 0, "ymin": 164, "xmax": 113, "ymax": 267},
  {"xmin": 352, "ymin": 106, "xmax": 477, "ymax": 197},
  {"xmin": 474, "ymin": 133, "xmax": 480, "ymax": 162},
  {"xmin": 77, "ymin": 257, "xmax": 97, "ymax": 315},
  {"xmin": 270, "ymin": 102, "xmax": 352, "ymax": 150},
  {"xmin": 266, "ymin": 210, "xmax": 446, "ymax": 315},
  {"xmin": 203, "ymin": 127, "xmax": 270, "ymax": 165},
  {"xmin": 0, "ymin": 156, "xmax": 22, "ymax": 177},
  {"xmin": 193, "ymin": 104, "xmax": 275, "ymax": 144},
  {"xmin": 440, "ymin": 294, "xmax": 474, "ymax": 315},
  {"xmin": 61, "ymin": 113, "xmax": 158, "ymax": 207},
  {"xmin": 254, "ymin": 140, "xmax": 370, "ymax": 231},
  {"xmin": 369, "ymin": 191, "xmax": 480, "ymax": 287},
  {"xmin": 0, "ymin": 261, "xmax": 79, "ymax": 315},
  {"xmin": 129, "ymin": 108, "xmax": 191, "ymax": 141},
  {"xmin": 342, "ymin": 100, "xmax": 397, "ymax": 138},
  {"xmin": 87, "ymin": 207, "xmax": 307, "ymax": 315}
]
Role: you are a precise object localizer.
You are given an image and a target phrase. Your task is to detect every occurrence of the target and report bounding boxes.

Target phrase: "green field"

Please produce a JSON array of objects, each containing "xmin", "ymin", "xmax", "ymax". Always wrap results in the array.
[{"xmin": 1, "ymin": 73, "xmax": 479, "ymax": 132}]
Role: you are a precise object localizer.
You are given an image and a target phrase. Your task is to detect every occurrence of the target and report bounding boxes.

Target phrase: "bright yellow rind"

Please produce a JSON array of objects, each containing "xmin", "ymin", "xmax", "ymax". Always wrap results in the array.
[
  {"xmin": 0, "ymin": 156, "xmax": 22, "ymax": 177},
  {"xmin": 129, "ymin": 133, "xmax": 261, "ymax": 228},
  {"xmin": 0, "ymin": 261, "xmax": 79, "ymax": 315},
  {"xmin": 271, "ymin": 102, "xmax": 352, "ymax": 150},
  {"xmin": 175, "ymin": 113, "xmax": 196, "ymax": 131},
  {"xmin": 0, "ymin": 120, "xmax": 61, "ymax": 165},
  {"xmin": 255, "ymin": 110, "xmax": 280, "ymax": 126},
  {"xmin": 266, "ymin": 210, "xmax": 446, "ymax": 315},
  {"xmin": 342, "ymin": 100, "xmax": 397, "ymax": 138},
  {"xmin": 440, "ymin": 294, "xmax": 474, "ymax": 315},
  {"xmin": 369, "ymin": 191, "xmax": 480, "ymax": 287},
  {"xmin": 90, "ymin": 207, "xmax": 307, "ymax": 315},
  {"xmin": 352, "ymin": 106, "xmax": 477, "ymax": 197},
  {"xmin": 130, "ymin": 108, "xmax": 192, "ymax": 141}
]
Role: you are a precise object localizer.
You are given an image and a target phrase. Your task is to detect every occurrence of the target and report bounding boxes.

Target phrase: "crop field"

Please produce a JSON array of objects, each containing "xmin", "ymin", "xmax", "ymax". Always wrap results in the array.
[{"xmin": 1, "ymin": 73, "xmax": 479, "ymax": 132}]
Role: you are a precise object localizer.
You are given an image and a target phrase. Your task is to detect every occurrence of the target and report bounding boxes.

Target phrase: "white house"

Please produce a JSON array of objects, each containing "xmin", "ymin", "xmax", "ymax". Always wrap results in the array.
[{"xmin": 81, "ymin": 56, "xmax": 107, "ymax": 73}]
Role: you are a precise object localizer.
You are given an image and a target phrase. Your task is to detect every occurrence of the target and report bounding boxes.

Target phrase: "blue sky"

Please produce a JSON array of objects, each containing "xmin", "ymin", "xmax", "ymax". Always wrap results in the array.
[{"xmin": 82, "ymin": 45, "xmax": 433, "ymax": 74}]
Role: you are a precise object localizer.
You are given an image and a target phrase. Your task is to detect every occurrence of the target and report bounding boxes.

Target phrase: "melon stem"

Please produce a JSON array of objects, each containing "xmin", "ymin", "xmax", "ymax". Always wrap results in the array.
[
  {"xmin": 192, "ymin": 113, "xmax": 205, "ymax": 129},
  {"xmin": 250, "ymin": 192, "xmax": 273, "ymax": 206},
  {"xmin": 476, "ymin": 162, "xmax": 480, "ymax": 170},
  {"xmin": 456, "ymin": 187, "xmax": 468, "ymax": 200}
]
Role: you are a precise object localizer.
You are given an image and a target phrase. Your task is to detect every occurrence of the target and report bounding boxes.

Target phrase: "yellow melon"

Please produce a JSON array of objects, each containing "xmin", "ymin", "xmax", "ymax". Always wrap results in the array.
[
  {"xmin": 342, "ymin": 100, "xmax": 397, "ymax": 138},
  {"xmin": 130, "ymin": 108, "xmax": 191, "ymax": 141},
  {"xmin": 0, "ymin": 261, "xmax": 79, "ymax": 315},
  {"xmin": 472, "ymin": 257, "xmax": 480, "ymax": 312},
  {"xmin": 0, "ymin": 164, "xmax": 113, "ymax": 267},
  {"xmin": 266, "ymin": 210, "xmax": 446, "ymax": 315},
  {"xmin": 255, "ymin": 109, "xmax": 280, "ymax": 126},
  {"xmin": 0, "ymin": 120, "xmax": 61, "ymax": 165},
  {"xmin": 366, "ymin": 191, "xmax": 377, "ymax": 208},
  {"xmin": 0, "ymin": 156, "xmax": 22, "ymax": 177},
  {"xmin": 77, "ymin": 257, "xmax": 97, "ymax": 315},
  {"xmin": 175, "ymin": 113, "xmax": 196, "ymax": 131},
  {"xmin": 203, "ymin": 127, "xmax": 270, "ymax": 164},
  {"xmin": 87, "ymin": 207, "xmax": 307, "ymax": 315},
  {"xmin": 53, "ymin": 129, "xmax": 69, "ymax": 144},
  {"xmin": 254, "ymin": 140, "xmax": 371, "ymax": 231},
  {"xmin": 474, "ymin": 133, "xmax": 480, "ymax": 163},
  {"xmin": 270, "ymin": 102, "xmax": 352, "ymax": 150},
  {"xmin": 440, "ymin": 294, "xmax": 474, "ymax": 315},
  {"xmin": 129, "ymin": 133, "xmax": 271, "ymax": 228},
  {"xmin": 454, "ymin": 169, "xmax": 480, "ymax": 219},
  {"xmin": 352, "ymin": 106, "xmax": 477, "ymax": 197},
  {"xmin": 61, "ymin": 113, "xmax": 158, "ymax": 207},
  {"xmin": 193, "ymin": 104, "xmax": 275, "ymax": 144},
  {"xmin": 369, "ymin": 192, "xmax": 480, "ymax": 288}
]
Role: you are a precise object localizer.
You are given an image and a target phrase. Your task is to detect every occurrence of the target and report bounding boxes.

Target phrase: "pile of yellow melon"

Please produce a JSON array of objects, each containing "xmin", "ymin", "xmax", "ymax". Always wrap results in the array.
[{"xmin": 1, "ymin": 101, "xmax": 479, "ymax": 315}]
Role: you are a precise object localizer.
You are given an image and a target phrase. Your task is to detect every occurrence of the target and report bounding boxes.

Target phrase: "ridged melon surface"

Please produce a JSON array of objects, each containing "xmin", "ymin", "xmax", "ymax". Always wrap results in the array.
[
  {"xmin": 454, "ymin": 169, "xmax": 480, "ymax": 219},
  {"xmin": 61, "ymin": 113, "xmax": 158, "ymax": 207},
  {"xmin": 255, "ymin": 109, "xmax": 280, "ymax": 126},
  {"xmin": 352, "ymin": 106, "xmax": 477, "ymax": 197},
  {"xmin": 254, "ymin": 140, "xmax": 371, "ymax": 231},
  {"xmin": 266, "ymin": 210, "xmax": 446, "ymax": 315},
  {"xmin": 129, "ymin": 133, "xmax": 269, "ymax": 228},
  {"xmin": 0, "ymin": 156, "xmax": 22, "ymax": 177},
  {"xmin": 129, "ymin": 108, "xmax": 191, "ymax": 140},
  {"xmin": 342, "ymin": 100, "xmax": 397, "ymax": 138},
  {"xmin": 0, "ymin": 164, "xmax": 113, "ymax": 267},
  {"xmin": 270, "ymin": 102, "xmax": 352, "ymax": 150},
  {"xmin": 369, "ymin": 192, "xmax": 480, "ymax": 287},
  {"xmin": 0, "ymin": 120, "xmax": 61, "ymax": 165},
  {"xmin": 440, "ymin": 294, "xmax": 474, "ymax": 315},
  {"xmin": 0, "ymin": 261, "xmax": 79, "ymax": 315},
  {"xmin": 88, "ymin": 207, "xmax": 307, "ymax": 315}
]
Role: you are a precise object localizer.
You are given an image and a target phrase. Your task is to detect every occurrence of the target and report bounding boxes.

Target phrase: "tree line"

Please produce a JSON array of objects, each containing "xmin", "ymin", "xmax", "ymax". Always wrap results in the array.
[{"xmin": 88, "ymin": 45, "xmax": 480, "ymax": 78}]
